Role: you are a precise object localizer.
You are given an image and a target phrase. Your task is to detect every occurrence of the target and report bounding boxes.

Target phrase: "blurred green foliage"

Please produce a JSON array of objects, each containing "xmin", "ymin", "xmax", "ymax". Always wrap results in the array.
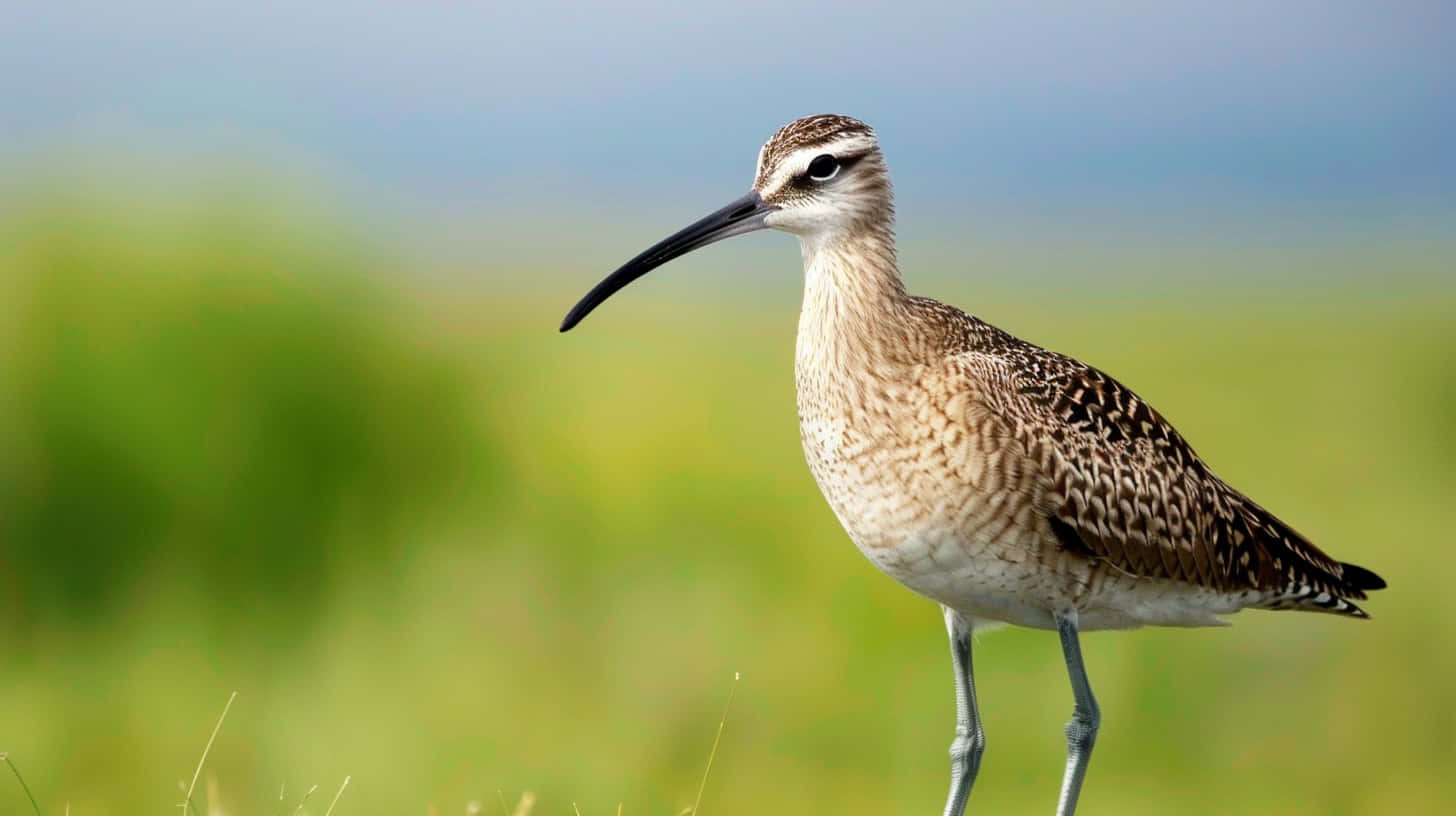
[
  {"xmin": 0, "ymin": 188, "xmax": 492, "ymax": 635},
  {"xmin": 0, "ymin": 181, "xmax": 1452, "ymax": 815}
]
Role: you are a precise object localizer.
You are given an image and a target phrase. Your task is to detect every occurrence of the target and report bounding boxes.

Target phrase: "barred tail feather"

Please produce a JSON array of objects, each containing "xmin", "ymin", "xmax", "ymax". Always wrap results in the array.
[{"xmin": 1255, "ymin": 560, "xmax": 1385, "ymax": 619}]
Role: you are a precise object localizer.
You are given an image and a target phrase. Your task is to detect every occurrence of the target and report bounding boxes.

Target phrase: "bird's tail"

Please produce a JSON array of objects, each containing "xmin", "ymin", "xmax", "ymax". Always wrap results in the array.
[{"xmin": 1254, "ymin": 560, "xmax": 1386, "ymax": 619}]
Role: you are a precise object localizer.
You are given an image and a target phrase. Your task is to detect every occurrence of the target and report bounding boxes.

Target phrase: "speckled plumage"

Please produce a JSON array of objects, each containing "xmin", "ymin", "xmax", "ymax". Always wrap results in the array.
[{"xmin": 763, "ymin": 116, "xmax": 1383, "ymax": 633}]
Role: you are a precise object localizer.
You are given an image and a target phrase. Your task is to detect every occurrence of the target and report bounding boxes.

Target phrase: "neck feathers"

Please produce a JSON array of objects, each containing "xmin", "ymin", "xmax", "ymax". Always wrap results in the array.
[{"xmin": 796, "ymin": 225, "xmax": 926, "ymax": 377}]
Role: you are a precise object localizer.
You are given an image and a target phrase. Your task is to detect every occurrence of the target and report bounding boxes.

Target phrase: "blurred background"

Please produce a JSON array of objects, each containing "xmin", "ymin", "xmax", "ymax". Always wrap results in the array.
[{"xmin": 2, "ymin": 2, "xmax": 1453, "ymax": 814}]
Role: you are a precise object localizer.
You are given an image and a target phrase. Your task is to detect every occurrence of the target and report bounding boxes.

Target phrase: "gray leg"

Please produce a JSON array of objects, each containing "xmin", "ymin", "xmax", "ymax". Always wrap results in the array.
[
  {"xmin": 1054, "ymin": 611, "xmax": 1100, "ymax": 816},
  {"xmin": 941, "ymin": 607, "xmax": 985, "ymax": 816}
]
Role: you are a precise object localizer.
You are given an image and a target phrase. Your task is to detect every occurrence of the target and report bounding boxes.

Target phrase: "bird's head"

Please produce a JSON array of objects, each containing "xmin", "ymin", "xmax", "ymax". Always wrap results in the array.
[
  {"xmin": 559, "ymin": 114, "xmax": 891, "ymax": 332},
  {"xmin": 753, "ymin": 114, "xmax": 891, "ymax": 241}
]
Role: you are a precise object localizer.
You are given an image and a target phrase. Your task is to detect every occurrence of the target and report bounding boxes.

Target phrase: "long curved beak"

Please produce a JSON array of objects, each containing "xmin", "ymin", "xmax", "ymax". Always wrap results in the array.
[{"xmin": 559, "ymin": 191, "xmax": 776, "ymax": 332}]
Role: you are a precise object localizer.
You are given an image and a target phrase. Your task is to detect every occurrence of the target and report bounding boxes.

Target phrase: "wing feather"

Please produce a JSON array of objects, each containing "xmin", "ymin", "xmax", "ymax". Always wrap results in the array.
[{"xmin": 955, "ymin": 329, "xmax": 1379, "ymax": 611}]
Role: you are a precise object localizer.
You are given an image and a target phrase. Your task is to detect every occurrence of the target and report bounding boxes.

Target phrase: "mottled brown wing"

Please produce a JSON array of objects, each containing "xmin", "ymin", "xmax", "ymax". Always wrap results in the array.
[{"xmin": 965, "ymin": 339, "xmax": 1381, "ymax": 611}]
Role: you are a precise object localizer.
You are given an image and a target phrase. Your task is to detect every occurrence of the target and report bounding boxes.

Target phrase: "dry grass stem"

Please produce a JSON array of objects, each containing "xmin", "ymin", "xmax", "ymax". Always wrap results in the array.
[
  {"xmin": 689, "ymin": 671, "xmax": 741, "ymax": 816},
  {"xmin": 292, "ymin": 783, "xmax": 320, "ymax": 815},
  {"xmin": 510, "ymin": 791, "xmax": 536, "ymax": 816},
  {"xmin": 322, "ymin": 775, "xmax": 351, "ymax": 816},
  {"xmin": 181, "ymin": 691, "xmax": 238, "ymax": 816}
]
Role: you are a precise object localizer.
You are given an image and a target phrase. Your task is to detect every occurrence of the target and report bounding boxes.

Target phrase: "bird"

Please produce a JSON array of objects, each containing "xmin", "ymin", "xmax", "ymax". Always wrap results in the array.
[{"xmin": 557, "ymin": 114, "xmax": 1385, "ymax": 816}]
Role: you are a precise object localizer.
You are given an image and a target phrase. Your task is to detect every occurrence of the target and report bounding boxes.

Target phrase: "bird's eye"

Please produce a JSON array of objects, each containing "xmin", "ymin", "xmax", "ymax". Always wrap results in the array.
[{"xmin": 807, "ymin": 154, "xmax": 840, "ymax": 181}]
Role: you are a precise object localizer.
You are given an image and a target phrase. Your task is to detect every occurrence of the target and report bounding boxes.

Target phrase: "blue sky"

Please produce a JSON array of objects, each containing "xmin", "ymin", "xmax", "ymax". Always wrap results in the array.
[{"xmin": 4, "ymin": 1, "xmax": 1453, "ymax": 238}]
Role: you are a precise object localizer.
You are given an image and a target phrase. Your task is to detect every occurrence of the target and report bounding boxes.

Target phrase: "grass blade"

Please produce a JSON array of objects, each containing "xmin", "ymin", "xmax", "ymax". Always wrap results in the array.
[
  {"xmin": 292, "ymin": 783, "xmax": 319, "ymax": 816},
  {"xmin": 322, "ymin": 775, "xmax": 351, "ymax": 816},
  {"xmin": 181, "ymin": 692, "xmax": 238, "ymax": 816},
  {"xmin": 689, "ymin": 671, "xmax": 740, "ymax": 816},
  {"xmin": 1, "ymin": 753, "xmax": 43, "ymax": 816}
]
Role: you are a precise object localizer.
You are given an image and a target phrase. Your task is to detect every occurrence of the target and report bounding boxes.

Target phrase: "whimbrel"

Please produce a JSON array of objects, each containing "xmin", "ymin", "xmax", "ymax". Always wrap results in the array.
[{"xmin": 558, "ymin": 114, "xmax": 1385, "ymax": 815}]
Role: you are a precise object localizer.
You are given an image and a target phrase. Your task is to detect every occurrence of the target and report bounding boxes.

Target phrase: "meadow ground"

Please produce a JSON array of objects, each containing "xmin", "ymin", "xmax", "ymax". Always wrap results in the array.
[{"xmin": 2, "ymin": 185, "xmax": 1453, "ymax": 814}]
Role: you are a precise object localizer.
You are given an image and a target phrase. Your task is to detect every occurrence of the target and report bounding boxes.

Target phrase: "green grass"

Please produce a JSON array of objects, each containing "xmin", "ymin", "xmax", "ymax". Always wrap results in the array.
[{"xmin": 1, "ymin": 183, "xmax": 1453, "ymax": 814}]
